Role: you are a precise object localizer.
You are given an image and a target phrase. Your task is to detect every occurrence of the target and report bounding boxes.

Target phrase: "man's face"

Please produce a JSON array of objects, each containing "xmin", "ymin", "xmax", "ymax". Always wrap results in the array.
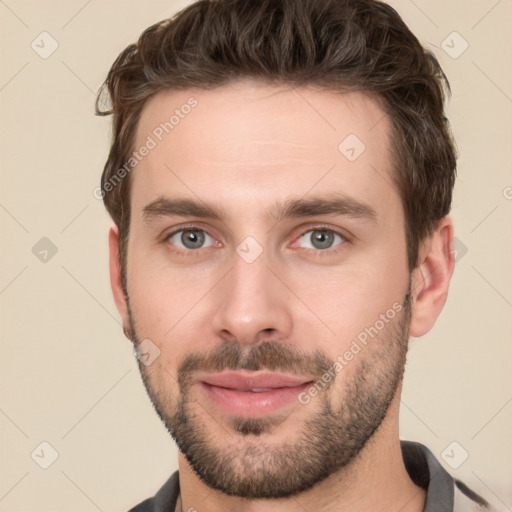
[{"xmin": 121, "ymin": 82, "xmax": 412, "ymax": 498}]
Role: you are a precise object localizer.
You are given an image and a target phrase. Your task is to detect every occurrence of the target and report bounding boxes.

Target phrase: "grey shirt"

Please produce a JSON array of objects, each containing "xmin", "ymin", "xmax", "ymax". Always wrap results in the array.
[{"xmin": 128, "ymin": 441, "xmax": 489, "ymax": 511}]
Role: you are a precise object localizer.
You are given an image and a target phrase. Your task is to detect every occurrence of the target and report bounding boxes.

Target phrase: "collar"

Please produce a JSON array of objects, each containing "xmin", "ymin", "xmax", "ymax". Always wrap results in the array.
[{"xmin": 401, "ymin": 440, "xmax": 454, "ymax": 511}]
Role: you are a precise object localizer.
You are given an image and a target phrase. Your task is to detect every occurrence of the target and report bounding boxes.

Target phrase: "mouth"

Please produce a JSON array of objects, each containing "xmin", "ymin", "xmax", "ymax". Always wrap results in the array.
[{"xmin": 196, "ymin": 371, "xmax": 314, "ymax": 418}]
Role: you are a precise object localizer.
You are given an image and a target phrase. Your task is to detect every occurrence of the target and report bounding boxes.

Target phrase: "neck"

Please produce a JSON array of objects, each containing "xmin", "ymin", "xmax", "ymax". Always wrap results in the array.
[{"xmin": 176, "ymin": 397, "xmax": 426, "ymax": 512}]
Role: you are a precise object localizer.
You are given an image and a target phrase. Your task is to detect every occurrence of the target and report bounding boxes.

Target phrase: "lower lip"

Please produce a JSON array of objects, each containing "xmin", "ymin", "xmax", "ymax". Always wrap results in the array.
[{"xmin": 199, "ymin": 382, "xmax": 312, "ymax": 418}]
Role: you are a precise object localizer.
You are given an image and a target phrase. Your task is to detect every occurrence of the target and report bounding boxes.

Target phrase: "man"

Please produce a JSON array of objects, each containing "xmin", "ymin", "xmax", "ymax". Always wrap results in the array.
[{"xmin": 96, "ymin": 0, "xmax": 490, "ymax": 510}]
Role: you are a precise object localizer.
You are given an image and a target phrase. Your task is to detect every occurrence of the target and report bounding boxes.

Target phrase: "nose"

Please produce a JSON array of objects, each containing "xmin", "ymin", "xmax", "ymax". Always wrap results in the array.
[{"xmin": 210, "ymin": 247, "xmax": 293, "ymax": 346}]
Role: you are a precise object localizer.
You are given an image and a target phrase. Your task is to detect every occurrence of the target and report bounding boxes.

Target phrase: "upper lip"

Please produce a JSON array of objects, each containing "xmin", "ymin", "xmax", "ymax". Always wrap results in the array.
[{"xmin": 198, "ymin": 371, "xmax": 313, "ymax": 390}]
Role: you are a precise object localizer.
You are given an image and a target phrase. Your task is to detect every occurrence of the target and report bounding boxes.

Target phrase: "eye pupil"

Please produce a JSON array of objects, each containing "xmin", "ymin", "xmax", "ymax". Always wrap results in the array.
[{"xmin": 182, "ymin": 230, "xmax": 205, "ymax": 249}]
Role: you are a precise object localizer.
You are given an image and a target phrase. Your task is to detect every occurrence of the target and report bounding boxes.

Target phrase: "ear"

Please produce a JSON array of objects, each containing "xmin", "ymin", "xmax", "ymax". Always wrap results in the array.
[
  {"xmin": 409, "ymin": 217, "xmax": 455, "ymax": 337},
  {"xmin": 108, "ymin": 225, "xmax": 132, "ymax": 339}
]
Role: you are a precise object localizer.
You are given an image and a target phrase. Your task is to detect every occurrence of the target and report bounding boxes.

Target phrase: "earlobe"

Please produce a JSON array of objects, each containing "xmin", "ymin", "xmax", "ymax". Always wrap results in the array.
[
  {"xmin": 108, "ymin": 225, "xmax": 132, "ymax": 339},
  {"xmin": 409, "ymin": 217, "xmax": 455, "ymax": 338}
]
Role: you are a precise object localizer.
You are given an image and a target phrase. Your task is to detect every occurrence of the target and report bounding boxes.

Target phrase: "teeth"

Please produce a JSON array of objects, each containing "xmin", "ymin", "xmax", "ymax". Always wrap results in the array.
[{"xmin": 235, "ymin": 387, "xmax": 274, "ymax": 392}]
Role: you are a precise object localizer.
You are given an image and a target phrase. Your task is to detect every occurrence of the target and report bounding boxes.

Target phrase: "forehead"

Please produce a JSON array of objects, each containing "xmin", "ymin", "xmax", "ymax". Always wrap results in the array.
[{"xmin": 130, "ymin": 81, "xmax": 397, "ymax": 220}]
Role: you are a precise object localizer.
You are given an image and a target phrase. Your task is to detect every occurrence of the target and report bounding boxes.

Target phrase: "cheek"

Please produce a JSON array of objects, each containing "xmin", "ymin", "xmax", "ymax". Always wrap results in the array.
[
  {"xmin": 126, "ymin": 254, "xmax": 224, "ymax": 372},
  {"xmin": 127, "ymin": 250, "xmax": 201, "ymax": 327},
  {"xmin": 128, "ymin": 274, "xmax": 169, "ymax": 334},
  {"xmin": 291, "ymin": 261, "xmax": 407, "ymax": 351}
]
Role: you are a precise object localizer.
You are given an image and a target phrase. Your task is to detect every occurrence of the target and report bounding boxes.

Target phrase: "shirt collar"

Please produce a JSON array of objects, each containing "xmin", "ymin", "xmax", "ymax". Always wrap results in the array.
[{"xmin": 402, "ymin": 440, "xmax": 455, "ymax": 511}]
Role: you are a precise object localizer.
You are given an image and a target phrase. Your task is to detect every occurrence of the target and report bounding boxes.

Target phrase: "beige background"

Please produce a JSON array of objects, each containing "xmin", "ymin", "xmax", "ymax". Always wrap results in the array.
[{"xmin": 1, "ymin": 0, "xmax": 511, "ymax": 510}]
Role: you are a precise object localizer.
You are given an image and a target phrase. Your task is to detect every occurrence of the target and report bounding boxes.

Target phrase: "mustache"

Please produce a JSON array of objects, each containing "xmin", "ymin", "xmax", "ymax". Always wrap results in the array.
[{"xmin": 177, "ymin": 340, "xmax": 335, "ymax": 390}]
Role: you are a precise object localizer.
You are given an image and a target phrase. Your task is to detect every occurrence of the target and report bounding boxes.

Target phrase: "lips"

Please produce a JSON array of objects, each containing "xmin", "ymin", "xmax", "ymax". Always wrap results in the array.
[
  {"xmin": 200, "ymin": 371, "xmax": 311, "ymax": 390},
  {"xmin": 197, "ymin": 371, "xmax": 314, "ymax": 418}
]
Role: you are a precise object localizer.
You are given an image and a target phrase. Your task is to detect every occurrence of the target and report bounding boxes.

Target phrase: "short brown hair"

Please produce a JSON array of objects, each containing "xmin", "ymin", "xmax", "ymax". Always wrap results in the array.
[{"xmin": 96, "ymin": 0, "xmax": 456, "ymax": 281}]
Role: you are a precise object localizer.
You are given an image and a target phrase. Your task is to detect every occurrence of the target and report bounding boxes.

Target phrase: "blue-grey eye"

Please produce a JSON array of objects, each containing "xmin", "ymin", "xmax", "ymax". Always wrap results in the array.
[
  {"xmin": 170, "ymin": 229, "xmax": 214, "ymax": 250},
  {"xmin": 297, "ymin": 229, "xmax": 343, "ymax": 250}
]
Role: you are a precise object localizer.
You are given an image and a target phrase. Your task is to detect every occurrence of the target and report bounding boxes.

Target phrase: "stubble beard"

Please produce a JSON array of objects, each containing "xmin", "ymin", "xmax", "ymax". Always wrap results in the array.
[{"xmin": 126, "ymin": 292, "xmax": 411, "ymax": 499}]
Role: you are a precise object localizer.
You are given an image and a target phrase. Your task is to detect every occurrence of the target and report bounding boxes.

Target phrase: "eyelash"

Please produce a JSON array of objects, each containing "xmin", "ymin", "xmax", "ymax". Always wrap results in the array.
[{"xmin": 162, "ymin": 223, "xmax": 349, "ymax": 258}]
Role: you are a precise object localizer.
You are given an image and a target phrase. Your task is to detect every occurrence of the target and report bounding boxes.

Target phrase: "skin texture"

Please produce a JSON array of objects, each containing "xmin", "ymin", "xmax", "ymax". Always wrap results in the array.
[{"xmin": 108, "ymin": 81, "xmax": 454, "ymax": 512}]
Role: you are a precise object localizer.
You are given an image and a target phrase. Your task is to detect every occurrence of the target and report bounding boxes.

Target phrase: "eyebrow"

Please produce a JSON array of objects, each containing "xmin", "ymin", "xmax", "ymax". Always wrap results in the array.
[{"xmin": 142, "ymin": 194, "xmax": 377, "ymax": 225}]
